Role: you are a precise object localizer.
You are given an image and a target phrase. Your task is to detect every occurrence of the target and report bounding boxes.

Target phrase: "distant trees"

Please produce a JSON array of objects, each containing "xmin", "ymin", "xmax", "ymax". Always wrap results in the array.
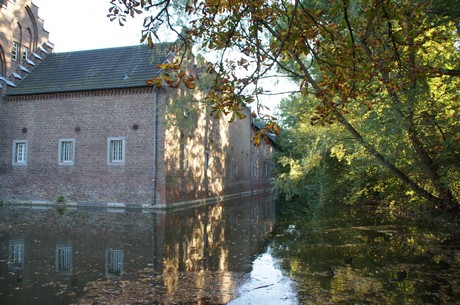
[{"xmin": 108, "ymin": 0, "xmax": 459, "ymax": 210}]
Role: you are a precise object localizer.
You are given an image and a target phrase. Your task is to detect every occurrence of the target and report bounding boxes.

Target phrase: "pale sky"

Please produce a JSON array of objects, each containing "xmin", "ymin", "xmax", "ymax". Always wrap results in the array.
[
  {"xmin": 32, "ymin": 0, "xmax": 150, "ymax": 52},
  {"xmin": 31, "ymin": 0, "xmax": 294, "ymax": 110}
]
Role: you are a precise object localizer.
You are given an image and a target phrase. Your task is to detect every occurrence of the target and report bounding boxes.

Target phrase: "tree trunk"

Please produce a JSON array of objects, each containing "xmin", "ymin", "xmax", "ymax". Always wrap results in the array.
[
  {"xmin": 405, "ymin": 119, "xmax": 458, "ymax": 210},
  {"xmin": 403, "ymin": 15, "xmax": 458, "ymax": 210},
  {"xmin": 358, "ymin": 35, "xmax": 458, "ymax": 210},
  {"xmin": 333, "ymin": 109, "xmax": 448, "ymax": 208},
  {"xmin": 292, "ymin": 53, "xmax": 457, "ymax": 211}
]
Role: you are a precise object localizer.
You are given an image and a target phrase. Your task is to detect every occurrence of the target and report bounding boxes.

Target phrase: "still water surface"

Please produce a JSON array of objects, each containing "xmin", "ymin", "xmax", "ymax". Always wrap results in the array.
[
  {"xmin": 0, "ymin": 195, "xmax": 278, "ymax": 305},
  {"xmin": 1, "ymin": 195, "xmax": 459, "ymax": 304},
  {"xmin": 273, "ymin": 200, "xmax": 460, "ymax": 304}
]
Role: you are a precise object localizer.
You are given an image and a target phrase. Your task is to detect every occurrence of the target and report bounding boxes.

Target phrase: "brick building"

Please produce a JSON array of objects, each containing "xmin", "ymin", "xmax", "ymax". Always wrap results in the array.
[{"xmin": 0, "ymin": 0, "xmax": 275, "ymax": 208}]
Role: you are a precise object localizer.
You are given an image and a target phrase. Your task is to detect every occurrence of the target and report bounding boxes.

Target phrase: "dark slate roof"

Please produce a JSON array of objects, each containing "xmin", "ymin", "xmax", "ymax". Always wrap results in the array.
[{"xmin": 6, "ymin": 44, "xmax": 172, "ymax": 96}]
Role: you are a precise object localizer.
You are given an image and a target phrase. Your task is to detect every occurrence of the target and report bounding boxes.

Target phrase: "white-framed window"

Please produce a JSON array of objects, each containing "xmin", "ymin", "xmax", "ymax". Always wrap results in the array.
[
  {"xmin": 204, "ymin": 151, "xmax": 210, "ymax": 171},
  {"xmin": 264, "ymin": 161, "xmax": 270, "ymax": 177},
  {"xmin": 22, "ymin": 46, "xmax": 29, "ymax": 62},
  {"xmin": 231, "ymin": 157, "xmax": 235, "ymax": 178},
  {"xmin": 182, "ymin": 157, "xmax": 189, "ymax": 170},
  {"xmin": 12, "ymin": 41, "xmax": 19, "ymax": 61},
  {"xmin": 58, "ymin": 139, "xmax": 75, "ymax": 166},
  {"xmin": 107, "ymin": 137, "xmax": 125, "ymax": 165},
  {"xmin": 12, "ymin": 140, "xmax": 27, "ymax": 165}
]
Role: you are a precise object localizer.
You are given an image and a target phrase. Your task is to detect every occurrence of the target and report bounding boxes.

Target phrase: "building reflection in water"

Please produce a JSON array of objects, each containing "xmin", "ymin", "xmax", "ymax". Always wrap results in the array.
[
  {"xmin": 55, "ymin": 244, "xmax": 73, "ymax": 273},
  {"xmin": 105, "ymin": 248, "xmax": 124, "ymax": 277},
  {"xmin": 0, "ymin": 194, "xmax": 275, "ymax": 304},
  {"xmin": 8, "ymin": 240, "xmax": 25, "ymax": 270}
]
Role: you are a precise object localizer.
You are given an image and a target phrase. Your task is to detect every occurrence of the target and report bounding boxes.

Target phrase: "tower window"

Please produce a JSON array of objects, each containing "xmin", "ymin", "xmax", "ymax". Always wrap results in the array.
[
  {"xmin": 12, "ymin": 41, "xmax": 19, "ymax": 61},
  {"xmin": 22, "ymin": 46, "xmax": 29, "ymax": 62}
]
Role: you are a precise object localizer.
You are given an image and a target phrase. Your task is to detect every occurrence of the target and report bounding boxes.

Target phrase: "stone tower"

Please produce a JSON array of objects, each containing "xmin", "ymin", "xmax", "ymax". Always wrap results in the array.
[{"xmin": 0, "ymin": 0, "xmax": 53, "ymax": 90}]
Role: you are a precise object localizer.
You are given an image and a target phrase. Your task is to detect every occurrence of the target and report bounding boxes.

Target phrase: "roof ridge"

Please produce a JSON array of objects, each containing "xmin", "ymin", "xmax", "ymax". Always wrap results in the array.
[
  {"xmin": 54, "ymin": 43, "xmax": 172, "ymax": 55},
  {"xmin": 6, "ymin": 42, "xmax": 175, "ymax": 96}
]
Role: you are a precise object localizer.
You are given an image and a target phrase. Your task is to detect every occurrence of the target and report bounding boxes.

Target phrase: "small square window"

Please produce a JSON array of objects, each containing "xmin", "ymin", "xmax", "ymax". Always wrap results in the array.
[
  {"xmin": 12, "ymin": 41, "xmax": 19, "ymax": 61},
  {"xmin": 22, "ymin": 46, "xmax": 29, "ymax": 62},
  {"xmin": 12, "ymin": 140, "xmax": 27, "ymax": 165},
  {"xmin": 107, "ymin": 137, "xmax": 125, "ymax": 165},
  {"xmin": 58, "ymin": 139, "xmax": 75, "ymax": 165}
]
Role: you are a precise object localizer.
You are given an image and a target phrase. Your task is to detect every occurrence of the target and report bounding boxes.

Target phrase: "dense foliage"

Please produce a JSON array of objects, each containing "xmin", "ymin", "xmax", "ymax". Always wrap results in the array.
[{"xmin": 107, "ymin": 0, "xmax": 460, "ymax": 211}]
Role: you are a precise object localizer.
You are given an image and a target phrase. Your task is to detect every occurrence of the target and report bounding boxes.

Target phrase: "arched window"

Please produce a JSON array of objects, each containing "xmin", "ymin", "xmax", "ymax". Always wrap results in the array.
[
  {"xmin": 0, "ymin": 45, "xmax": 5, "ymax": 76},
  {"xmin": 25, "ymin": 6, "xmax": 39, "ymax": 51},
  {"xmin": 12, "ymin": 41, "xmax": 19, "ymax": 62},
  {"xmin": 25, "ymin": 28, "xmax": 32, "ymax": 48},
  {"xmin": 22, "ymin": 28, "xmax": 32, "ymax": 62},
  {"xmin": 12, "ymin": 22, "xmax": 22, "ymax": 62}
]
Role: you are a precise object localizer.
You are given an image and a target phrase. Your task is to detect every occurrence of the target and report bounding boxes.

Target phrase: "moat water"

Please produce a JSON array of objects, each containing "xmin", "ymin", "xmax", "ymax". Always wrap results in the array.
[{"xmin": 0, "ymin": 195, "xmax": 459, "ymax": 304}]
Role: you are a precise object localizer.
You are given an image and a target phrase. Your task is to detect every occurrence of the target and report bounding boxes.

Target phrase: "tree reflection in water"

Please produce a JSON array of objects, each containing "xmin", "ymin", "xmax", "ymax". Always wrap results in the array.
[
  {"xmin": 272, "ymin": 200, "xmax": 460, "ymax": 304},
  {"xmin": 1, "ymin": 195, "xmax": 459, "ymax": 304}
]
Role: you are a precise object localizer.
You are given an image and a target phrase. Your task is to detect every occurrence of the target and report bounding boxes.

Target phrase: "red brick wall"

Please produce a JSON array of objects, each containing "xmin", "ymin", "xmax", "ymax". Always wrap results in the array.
[
  {"xmin": 163, "ymin": 99, "xmax": 274, "ymax": 204},
  {"xmin": 0, "ymin": 88, "xmax": 160, "ymax": 205},
  {"xmin": 0, "ymin": 87, "xmax": 274, "ymax": 207}
]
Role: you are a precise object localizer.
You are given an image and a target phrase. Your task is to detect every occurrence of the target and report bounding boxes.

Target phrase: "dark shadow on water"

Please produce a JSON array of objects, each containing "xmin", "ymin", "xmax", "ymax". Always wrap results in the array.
[
  {"xmin": 0, "ymin": 194, "xmax": 276, "ymax": 305},
  {"xmin": 272, "ymin": 196, "xmax": 460, "ymax": 304}
]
